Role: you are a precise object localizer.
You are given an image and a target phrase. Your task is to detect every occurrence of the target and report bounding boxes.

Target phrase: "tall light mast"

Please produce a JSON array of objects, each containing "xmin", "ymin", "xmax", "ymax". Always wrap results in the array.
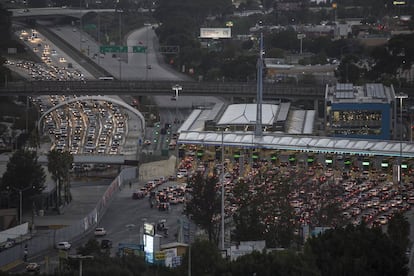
[{"xmin": 255, "ymin": 30, "xmax": 264, "ymax": 137}]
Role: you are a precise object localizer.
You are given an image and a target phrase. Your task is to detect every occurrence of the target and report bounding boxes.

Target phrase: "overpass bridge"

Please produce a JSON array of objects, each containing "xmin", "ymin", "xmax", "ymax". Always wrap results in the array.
[
  {"xmin": 0, "ymin": 80, "xmax": 326, "ymax": 100},
  {"xmin": 0, "ymin": 153, "xmax": 138, "ymax": 165},
  {"xmin": 10, "ymin": 7, "xmax": 116, "ymax": 19}
]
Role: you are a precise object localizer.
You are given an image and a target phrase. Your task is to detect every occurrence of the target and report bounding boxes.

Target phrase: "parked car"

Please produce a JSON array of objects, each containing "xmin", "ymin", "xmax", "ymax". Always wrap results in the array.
[
  {"xmin": 26, "ymin": 262, "xmax": 40, "ymax": 273},
  {"xmin": 56, "ymin": 241, "xmax": 71, "ymax": 250},
  {"xmin": 94, "ymin": 227, "xmax": 107, "ymax": 236}
]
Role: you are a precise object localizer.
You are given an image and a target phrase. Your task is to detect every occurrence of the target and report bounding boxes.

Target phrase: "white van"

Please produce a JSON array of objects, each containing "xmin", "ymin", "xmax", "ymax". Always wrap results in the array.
[{"xmin": 56, "ymin": 241, "xmax": 71, "ymax": 250}]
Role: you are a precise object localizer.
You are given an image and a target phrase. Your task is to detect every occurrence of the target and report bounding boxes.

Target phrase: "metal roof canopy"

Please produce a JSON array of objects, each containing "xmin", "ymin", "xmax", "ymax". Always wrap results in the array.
[
  {"xmin": 178, "ymin": 130, "xmax": 414, "ymax": 158},
  {"xmin": 217, "ymin": 103, "xmax": 278, "ymax": 126}
]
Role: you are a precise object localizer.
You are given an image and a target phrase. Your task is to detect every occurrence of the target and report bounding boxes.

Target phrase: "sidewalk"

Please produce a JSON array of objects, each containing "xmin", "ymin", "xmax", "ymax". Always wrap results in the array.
[{"xmin": 24, "ymin": 156, "xmax": 177, "ymax": 228}]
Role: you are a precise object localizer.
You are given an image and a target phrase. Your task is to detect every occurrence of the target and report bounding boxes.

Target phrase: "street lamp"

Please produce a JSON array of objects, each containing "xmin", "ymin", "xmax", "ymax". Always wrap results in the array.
[
  {"xmin": 79, "ymin": 0, "xmax": 83, "ymax": 52},
  {"xmin": 396, "ymin": 92, "xmax": 408, "ymax": 186},
  {"xmin": 7, "ymin": 185, "xmax": 34, "ymax": 225},
  {"xmin": 144, "ymin": 23, "xmax": 151, "ymax": 80},
  {"xmin": 118, "ymin": 57, "xmax": 122, "ymax": 80},
  {"xmin": 220, "ymin": 127, "xmax": 225, "ymax": 251},
  {"xmin": 171, "ymin": 84, "xmax": 182, "ymax": 123}
]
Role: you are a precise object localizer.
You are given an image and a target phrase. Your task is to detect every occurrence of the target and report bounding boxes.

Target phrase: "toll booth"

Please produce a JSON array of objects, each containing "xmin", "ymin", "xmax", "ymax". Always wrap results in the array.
[
  {"xmin": 325, "ymin": 155, "xmax": 333, "ymax": 167},
  {"xmin": 381, "ymin": 159, "xmax": 390, "ymax": 172}
]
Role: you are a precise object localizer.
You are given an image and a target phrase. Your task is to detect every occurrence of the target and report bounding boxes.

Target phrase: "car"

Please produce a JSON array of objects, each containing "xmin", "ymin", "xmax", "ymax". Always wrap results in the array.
[
  {"xmin": 56, "ymin": 241, "xmax": 71, "ymax": 250},
  {"xmin": 1, "ymin": 239, "xmax": 15, "ymax": 250},
  {"xmin": 101, "ymin": 239, "xmax": 112, "ymax": 249},
  {"xmin": 146, "ymin": 64, "xmax": 152, "ymax": 69},
  {"xmin": 132, "ymin": 189, "xmax": 146, "ymax": 199},
  {"xmin": 26, "ymin": 262, "xmax": 40, "ymax": 272},
  {"xmin": 176, "ymin": 169, "xmax": 188, "ymax": 179},
  {"xmin": 94, "ymin": 227, "xmax": 107, "ymax": 236}
]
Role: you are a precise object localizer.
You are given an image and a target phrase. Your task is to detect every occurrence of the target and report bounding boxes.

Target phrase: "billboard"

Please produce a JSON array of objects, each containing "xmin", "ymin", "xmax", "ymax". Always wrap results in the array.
[
  {"xmin": 144, "ymin": 222, "xmax": 155, "ymax": 236},
  {"xmin": 200, "ymin": 28, "xmax": 231, "ymax": 39},
  {"xmin": 144, "ymin": 234, "xmax": 154, "ymax": 263}
]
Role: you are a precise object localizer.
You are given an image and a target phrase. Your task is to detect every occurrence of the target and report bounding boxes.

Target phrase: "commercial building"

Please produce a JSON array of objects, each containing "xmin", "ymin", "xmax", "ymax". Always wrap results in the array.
[{"xmin": 324, "ymin": 83, "xmax": 395, "ymax": 140}]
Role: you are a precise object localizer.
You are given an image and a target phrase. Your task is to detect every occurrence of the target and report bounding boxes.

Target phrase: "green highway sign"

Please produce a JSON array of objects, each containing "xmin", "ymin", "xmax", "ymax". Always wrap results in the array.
[
  {"xmin": 83, "ymin": 24, "xmax": 96, "ymax": 30},
  {"xmin": 132, "ymin": 45, "xmax": 147, "ymax": 53},
  {"xmin": 99, "ymin": 45, "xmax": 128, "ymax": 53}
]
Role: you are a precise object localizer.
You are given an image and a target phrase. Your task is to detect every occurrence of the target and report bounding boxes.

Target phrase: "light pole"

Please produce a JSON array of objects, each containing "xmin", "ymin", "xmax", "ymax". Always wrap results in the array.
[
  {"xmin": 79, "ymin": 0, "xmax": 83, "ymax": 52},
  {"xmin": 118, "ymin": 57, "xmax": 122, "ymax": 80},
  {"xmin": 8, "ymin": 185, "xmax": 33, "ymax": 225},
  {"xmin": 220, "ymin": 127, "xmax": 225, "ymax": 251},
  {"xmin": 97, "ymin": 4, "xmax": 101, "ymax": 65},
  {"xmin": 144, "ymin": 23, "xmax": 151, "ymax": 80},
  {"xmin": 172, "ymin": 84, "xmax": 182, "ymax": 124},
  {"xmin": 396, "ymin": 93, "xmax": 408, "ymax": 186}
]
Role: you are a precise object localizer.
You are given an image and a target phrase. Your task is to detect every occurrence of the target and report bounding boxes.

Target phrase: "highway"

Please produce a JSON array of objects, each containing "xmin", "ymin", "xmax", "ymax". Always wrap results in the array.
[{"xmin": 1, "ymin": 80, "xmax": 326, "ymax": 98}]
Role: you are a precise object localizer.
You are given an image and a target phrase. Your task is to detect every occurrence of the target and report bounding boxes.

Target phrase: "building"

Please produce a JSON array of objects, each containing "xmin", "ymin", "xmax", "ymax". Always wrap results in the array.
[
  {"xmin": 182, "ymin": 102, "xmax": 316, "ymax": 136},
  {"xmin": 324, "ymin": 83, "xmax": 395, "ymax": 140}
]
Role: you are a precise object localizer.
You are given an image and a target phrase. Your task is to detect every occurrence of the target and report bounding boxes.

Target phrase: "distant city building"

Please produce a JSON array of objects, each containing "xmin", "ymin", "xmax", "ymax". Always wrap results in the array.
[
  {"xmin": 324, "ymin": 83, "xmax": 395, "ymax": 140},
  {"xmin": 265, "ymin": 58, "xmax": 337, "ymax": 84}
]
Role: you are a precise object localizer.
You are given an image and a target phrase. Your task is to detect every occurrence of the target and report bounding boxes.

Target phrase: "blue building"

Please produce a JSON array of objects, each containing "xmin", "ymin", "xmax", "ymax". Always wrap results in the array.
[{"xmin": 324, "ymin": 83, "xmax": 395, "ymax": 140}]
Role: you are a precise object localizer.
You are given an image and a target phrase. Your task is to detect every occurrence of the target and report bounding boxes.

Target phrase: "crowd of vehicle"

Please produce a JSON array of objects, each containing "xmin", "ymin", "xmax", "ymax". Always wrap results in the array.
[
  {"xmin": 132, "ymin": 176, "xmax": 187, "ymax": 212},
  {"xmin": 7, "ymin": 29, "xmax": 135, "ymax": 171},
  {"xmin": 4, "ymin": 28, "xmax": 132, "ymax": 158},
  {"xmin": 38, "ymin": 96, "xmax": 127, "ymax": 156},
  {"xmin": 172, "ymin": 146, "xmax": 414, "ymax": 232},
  {"xmin": 6, "ymin": 28, "xmax": 85, "ymax": 81}
]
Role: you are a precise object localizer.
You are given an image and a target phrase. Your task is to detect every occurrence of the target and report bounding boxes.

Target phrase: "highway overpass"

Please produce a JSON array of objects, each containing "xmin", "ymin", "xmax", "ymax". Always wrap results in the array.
[
  {"xmin": 1, "ymin": 80, "xmax": 326, "ymax": 100},
  {"xmin": 0, "ymin": 153, "xmax": 138, "ymax": 165},
  {"xmin": 10, "ymin": 7, "xmax": 116, "ymax": 19}
]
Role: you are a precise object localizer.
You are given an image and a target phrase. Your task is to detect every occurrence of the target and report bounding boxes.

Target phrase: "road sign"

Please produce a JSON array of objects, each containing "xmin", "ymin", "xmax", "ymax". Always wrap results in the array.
[
  {"xmin": 99, "ymin": 45, "xmax": 128, "ymax": 53},
  {"xmin": 133, "ymin": 45, "xmax": 147, "ymax": 53},
  {"xmin": 83, "ymin": 24, "xmax": 96, "ymax": 30},
  {"xmin": 155, "ymin": 251, "xmax": 166, "ymax": 260},
  {"xmin": 297, "ymin": 34, "xmax": 306, "ymax": 39}
]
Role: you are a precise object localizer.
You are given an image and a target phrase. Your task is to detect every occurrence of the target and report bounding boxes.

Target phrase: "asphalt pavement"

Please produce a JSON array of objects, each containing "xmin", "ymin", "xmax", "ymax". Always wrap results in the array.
[{"xmin": 21, "ymin": 156, "xmax": 176, "ymax": 228}]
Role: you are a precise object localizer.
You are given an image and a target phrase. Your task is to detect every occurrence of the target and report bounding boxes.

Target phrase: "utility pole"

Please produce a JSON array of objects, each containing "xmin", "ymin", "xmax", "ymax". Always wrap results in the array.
[{"xmin": 255, "ymin": 31, "xmax": 263, "ymax": 137}]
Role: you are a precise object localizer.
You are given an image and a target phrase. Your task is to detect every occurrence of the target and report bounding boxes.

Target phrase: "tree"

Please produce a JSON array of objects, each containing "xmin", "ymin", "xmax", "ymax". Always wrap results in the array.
[
  {"xmin": 230, "ymin": 250, "xmax": 320, "ymax": 276},
  {"xmin": 179, "ymin": 239, "xmax": 225, "ymax": 276},
  {"xmin": 387, "ymin": 213, "xmax": 410, "ymax": 252},
  {"xmin": 47, "ymin": 150, "xmax": 74, "ymax": 210},
  {"xmin": 0, "ymin": 149, "xmax": 46, "ymax": 210},
  {"xmin": 304, "ymin": 224, "xmax": 408, "ymax": 276},
  {"xmin": 185, "ymin": 172, "xmax": 221, "ymax": 243},
  {"xmin": 336, "ymin": 54, "xmax": 363, "ymax": 83},
  {"xmin": 232, "ymin": 179, "xmax": 267, "ymax": 242},
  {"xmin": 232, "ymin": 168, "xmax": 297, "ymax": 248},
  {"xmin": 0, "ymin": 4, "xmax": 12, "ymax": 47},
  {"xmin": 369, "ymin": 34, "xmax": 414, "ymax": 83}
]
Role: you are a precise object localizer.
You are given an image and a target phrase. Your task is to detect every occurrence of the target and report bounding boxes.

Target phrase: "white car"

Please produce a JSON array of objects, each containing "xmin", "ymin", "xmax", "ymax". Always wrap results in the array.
[
  {"xmin": 176, "ymin": 169, "xmax": 188, "ymax": 179},
  {"xmin": 56, "ymin": 241, "xmax": 71, "ymax": 250},
  {"xmin": 26, "ymin": 262, "xmax": 40, "ymax": 272},
  {"xmin": 94, "ymin": 227, "xmax": 107, "ymax": 236}
]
